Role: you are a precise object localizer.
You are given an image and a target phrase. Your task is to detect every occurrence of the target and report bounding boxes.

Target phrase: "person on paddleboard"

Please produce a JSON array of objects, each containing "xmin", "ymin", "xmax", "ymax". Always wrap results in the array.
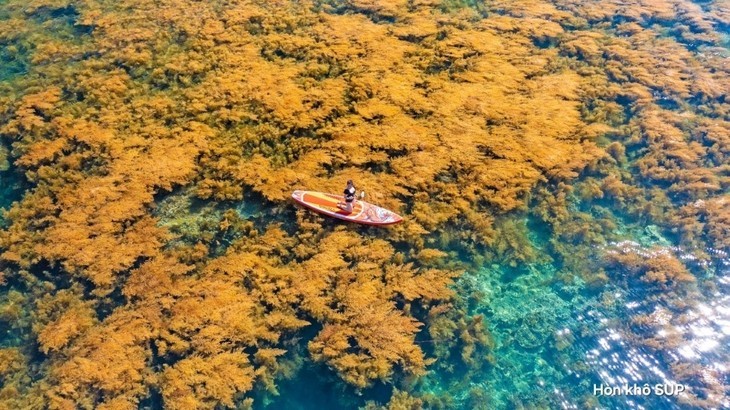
[{"xmin": 337, "ymin": 180, "xmax": 364, "ymax": 213}]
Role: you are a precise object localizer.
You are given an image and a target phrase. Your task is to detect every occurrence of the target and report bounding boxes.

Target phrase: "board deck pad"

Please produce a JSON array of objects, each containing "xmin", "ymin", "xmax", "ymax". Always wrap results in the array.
[{"xmin": 291, "ymin": 190, "xmax": 403, "ymax": 226}]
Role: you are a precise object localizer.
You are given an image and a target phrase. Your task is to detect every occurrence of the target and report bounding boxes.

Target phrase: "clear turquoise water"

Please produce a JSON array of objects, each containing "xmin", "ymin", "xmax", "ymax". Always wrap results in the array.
[
  {"xmin": 452, "ymin": 237, "xmax": 729, "ymax": 409},
  {"xmin": 255, "ymin": 204, "xmax": 729, "ymax": 409}
]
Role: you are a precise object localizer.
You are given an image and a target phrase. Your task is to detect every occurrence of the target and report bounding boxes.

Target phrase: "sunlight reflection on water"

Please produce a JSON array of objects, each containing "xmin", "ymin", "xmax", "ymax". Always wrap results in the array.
[{"xmin": 575, "ymin": 242, "xmax": 730, "ymax": 409}]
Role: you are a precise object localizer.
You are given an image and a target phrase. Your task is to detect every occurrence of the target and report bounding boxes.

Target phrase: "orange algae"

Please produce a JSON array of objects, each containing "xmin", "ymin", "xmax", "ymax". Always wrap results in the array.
[{"xmin": 0, "ymin": 0, "xmax": 728, "ymax": 408}]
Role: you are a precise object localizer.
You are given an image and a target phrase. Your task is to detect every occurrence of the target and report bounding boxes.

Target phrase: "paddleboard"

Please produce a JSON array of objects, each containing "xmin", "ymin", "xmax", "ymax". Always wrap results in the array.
[{"xmin": 291, "ymin": 190, "xmax": 403, "ymax": 226}]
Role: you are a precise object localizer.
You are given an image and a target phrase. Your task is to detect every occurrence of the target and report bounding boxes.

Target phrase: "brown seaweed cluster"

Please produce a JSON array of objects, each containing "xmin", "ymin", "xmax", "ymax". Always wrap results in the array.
[{"xmin": 0, "ymin": 0, "xmax": 728, "ymax": 408}]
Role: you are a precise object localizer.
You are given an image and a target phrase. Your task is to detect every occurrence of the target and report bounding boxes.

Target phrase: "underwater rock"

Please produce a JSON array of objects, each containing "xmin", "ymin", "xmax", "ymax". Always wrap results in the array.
[
  {"xmin": 489, "ymin": 285, "xmax": 572, "ymax": 350},
  {"xmin": 644, "ymin": 224, "xmax": 671, "ymax": 246}
]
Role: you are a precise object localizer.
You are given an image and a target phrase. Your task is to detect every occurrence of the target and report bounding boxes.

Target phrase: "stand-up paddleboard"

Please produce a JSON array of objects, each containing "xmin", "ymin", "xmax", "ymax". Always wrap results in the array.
[{"xmin": 292, "ymin": 190, "xmax": 403, "ymax": 226}]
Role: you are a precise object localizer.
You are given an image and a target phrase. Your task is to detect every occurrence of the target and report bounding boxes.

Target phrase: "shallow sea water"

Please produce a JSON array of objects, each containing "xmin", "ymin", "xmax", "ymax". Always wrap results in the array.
[
  {"xmin": 0, "ymin": 1, "xmax": 728, "ymax": 409},
  {"xmin": 412, "ymin": 230, "xmax": 728, "ymax": 408},
  {"xmin": 255, "ymin": 209, "xmax": 729, "ymax": 409}
]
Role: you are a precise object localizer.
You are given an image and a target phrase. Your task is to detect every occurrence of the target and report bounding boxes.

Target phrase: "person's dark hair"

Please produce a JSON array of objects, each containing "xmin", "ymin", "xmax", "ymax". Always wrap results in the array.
[{"xmin": 347, "ymin": 180, "xmax": 353, "ymax": 185}]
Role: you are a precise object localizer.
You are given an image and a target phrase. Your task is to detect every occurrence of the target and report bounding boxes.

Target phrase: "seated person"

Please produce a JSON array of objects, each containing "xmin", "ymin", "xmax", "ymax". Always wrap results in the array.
[{"xmin": 337, "ymin": 180, "xmax": 357, "ymax": 213}]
